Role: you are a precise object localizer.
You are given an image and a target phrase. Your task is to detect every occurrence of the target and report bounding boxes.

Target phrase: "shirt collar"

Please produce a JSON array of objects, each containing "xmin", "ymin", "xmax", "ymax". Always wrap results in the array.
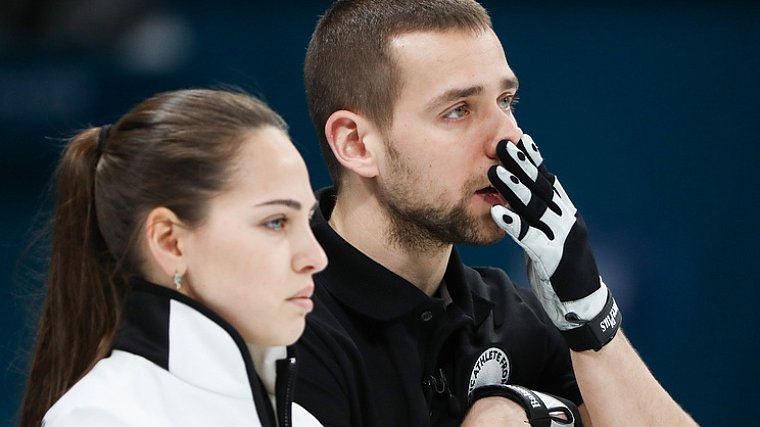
[{"xmin": 312, "ymin": 187, "xmax": 492, "ymax": 324}]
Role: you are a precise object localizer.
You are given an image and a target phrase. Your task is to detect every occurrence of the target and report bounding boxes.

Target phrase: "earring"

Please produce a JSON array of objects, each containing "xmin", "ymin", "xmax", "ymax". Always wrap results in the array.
[{"xmin": 173, "ymin": 273, "xmax": 183, "ymax": 290}]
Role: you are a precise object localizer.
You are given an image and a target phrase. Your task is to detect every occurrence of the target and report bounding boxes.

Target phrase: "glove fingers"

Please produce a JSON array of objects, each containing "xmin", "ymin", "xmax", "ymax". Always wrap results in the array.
[
  {"xmin": 488, "ymin": 165, "xmax": 555, "ymax": 240},
  {"xmin": 552, "ymin": 177, "xmax": 576, "ymax": 211},
  {"xmin": 490, "ymin": 204, "xmax": 529, "ymax": 241},
  {"xmin": 518, "ymin": 134, "xmax": 557, "ymax": 185},
  {"xmin": 495, "ymin": 140, "xmax": 561, "ymax": 215},
  {"xmin": 515, "ymin": 134, "xmax": 543, "ymax": 167}
]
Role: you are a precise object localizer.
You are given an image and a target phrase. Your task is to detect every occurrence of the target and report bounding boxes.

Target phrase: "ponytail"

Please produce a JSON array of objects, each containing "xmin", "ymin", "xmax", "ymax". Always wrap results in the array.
[{"xmin": 19, "ymin": 127, "xmax": 126, "ymax": 427}]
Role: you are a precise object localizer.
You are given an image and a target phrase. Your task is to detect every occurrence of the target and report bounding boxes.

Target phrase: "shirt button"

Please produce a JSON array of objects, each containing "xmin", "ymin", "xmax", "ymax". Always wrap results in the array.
[{"xmin": 420, "ymin": 310, "xmax": 433, "ymax": 322}]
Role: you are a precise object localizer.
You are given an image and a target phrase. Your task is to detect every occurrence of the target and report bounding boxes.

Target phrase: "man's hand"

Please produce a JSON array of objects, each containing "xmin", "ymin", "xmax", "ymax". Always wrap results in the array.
[
  {"xmin": 488, "ymin": 135, "xmax": 621, "ymax": 351},
  {"xmin": 462, "ymin": 396, "xmax": 529, "ymax": 426},
  {"xmin": 465, "ymin": 384, "xmax": 580, "ymax": 426}
]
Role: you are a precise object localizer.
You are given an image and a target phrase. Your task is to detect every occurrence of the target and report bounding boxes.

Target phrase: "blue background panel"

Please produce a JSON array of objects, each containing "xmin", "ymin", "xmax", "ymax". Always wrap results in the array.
[{"xmin": 1, "ymin": 1, "xmax": 758, "ymax": 425}]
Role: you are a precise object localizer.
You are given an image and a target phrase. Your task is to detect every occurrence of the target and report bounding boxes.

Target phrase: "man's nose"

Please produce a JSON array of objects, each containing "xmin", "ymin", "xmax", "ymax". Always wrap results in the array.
[{"xmin": 486, "ymin": 116, "xmax": 522, "ymax": 160}]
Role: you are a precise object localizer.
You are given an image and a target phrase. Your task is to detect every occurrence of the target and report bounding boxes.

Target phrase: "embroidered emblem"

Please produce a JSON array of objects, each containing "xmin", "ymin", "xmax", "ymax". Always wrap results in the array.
[{"xmin": 468, "ymin": 346, "xmax": 511, "ymax": 396}]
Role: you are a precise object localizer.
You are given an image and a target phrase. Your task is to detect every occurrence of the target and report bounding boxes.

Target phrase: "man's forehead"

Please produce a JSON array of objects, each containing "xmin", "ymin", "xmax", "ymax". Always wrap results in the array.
[
  {"xmin": 388, "ymin": 28, "xmax": 491, "ymax": 52},
  {"xmin": 388, "ymin": 29, "xmax": 517, "ymax": 94},
  {"xmin": 389, "ymin": 28, "xmax": 509, "ymax": 71}
]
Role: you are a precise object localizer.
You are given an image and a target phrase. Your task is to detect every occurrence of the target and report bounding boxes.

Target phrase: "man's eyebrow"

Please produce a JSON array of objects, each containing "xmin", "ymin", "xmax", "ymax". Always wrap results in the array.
[
  {"xmin": 502, "ymin": 75, "xmax": 519, "ymax": 91},
  {"xmin": 424, "ymin": 76, "xmax": 519, "ymax": 112},
  {"xmin": 254, "ymin": 199, "xmax": 303, "ymax": 210},
  {"xmin": 426, "ymin": 85, "xmax": 484, "ymax": 112}
]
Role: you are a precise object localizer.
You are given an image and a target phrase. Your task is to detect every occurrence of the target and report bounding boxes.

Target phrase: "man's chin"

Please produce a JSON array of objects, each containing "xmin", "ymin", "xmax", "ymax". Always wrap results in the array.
[
  {"xmin": 476, "ymin": 226, "xmax": 507, "ymax": 245},
  {"xmin": 460, "ymin": 217, "xmax": 507, "ymax": 245}
]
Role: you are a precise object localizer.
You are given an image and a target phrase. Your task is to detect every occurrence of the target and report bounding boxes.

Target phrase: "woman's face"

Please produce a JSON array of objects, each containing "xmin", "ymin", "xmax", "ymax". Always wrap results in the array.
[{"xmin": 180, "ymin": 126, "xmax": 327, "ymax": 346}]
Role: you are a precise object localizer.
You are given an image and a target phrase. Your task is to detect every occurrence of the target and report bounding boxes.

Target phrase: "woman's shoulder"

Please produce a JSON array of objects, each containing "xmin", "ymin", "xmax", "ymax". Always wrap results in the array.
[
  {"xmin": 42, "ymin": 349, "xmax": 279, "ymax": 426},
  {"xmin": 42, "ymin": 350, "xmax": 167, "ymax": 425}
]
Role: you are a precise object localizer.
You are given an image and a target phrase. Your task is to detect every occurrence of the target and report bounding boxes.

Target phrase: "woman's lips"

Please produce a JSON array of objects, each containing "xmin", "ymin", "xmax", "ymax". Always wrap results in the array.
[
  {"xmin": 288, "ymin": 285, "xmax": 314, "ymax": 311},
  {"xmin": 288, "ymin": 296, "xmax": 314, "ymax": 312}
]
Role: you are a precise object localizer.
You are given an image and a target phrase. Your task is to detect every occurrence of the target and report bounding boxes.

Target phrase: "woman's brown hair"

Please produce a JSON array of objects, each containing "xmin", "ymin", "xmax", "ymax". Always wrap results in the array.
[{"xmin": 19, "ymin": 88, "xmax": 287, "ymax": 426}]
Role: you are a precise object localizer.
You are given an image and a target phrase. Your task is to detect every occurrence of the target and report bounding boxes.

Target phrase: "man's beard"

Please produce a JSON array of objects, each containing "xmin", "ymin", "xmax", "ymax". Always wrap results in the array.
[{"xmin": 378, "ymin": 141, "xmax": 505, "ymax": 254}]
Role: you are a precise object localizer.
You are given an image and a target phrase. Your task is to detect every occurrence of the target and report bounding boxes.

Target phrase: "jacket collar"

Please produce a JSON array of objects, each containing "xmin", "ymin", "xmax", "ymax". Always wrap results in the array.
[
  {"xmin": 113, "ymin": 279, "xmax": 277, "ymax": 424},
  {"xmin": 312, "ymin": 187, "xmax": 493, "ymax": 324}
]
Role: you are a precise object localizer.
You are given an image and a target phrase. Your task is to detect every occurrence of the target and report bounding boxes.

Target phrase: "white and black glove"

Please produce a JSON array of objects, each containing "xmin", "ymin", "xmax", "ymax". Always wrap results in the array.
[
  {"xmin": 488, "ymin": 135, "xmax": 621, "ymax": 351},
  {"xmin": 469, "ymin": 384, "xmax": 580, "ymax": 427}
]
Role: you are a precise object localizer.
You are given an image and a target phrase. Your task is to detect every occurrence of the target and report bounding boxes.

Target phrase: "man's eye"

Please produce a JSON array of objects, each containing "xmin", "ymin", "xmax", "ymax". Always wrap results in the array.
[
  {"xmin": 499, "ymin": 95, "xmax": 519, "ymax": 111},
  {"xmin": 444, "ymin": 105, "xmax": 468, "ymax": 120},
  {"xmin": 265, "ymin": 217, "xmax": 288, "ymax": 231}
]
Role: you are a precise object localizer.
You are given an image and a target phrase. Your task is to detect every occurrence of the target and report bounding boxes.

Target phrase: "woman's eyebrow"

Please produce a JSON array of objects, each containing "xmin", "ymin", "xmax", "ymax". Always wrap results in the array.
[{"xmin": 254, "ymin": 199, "xmax": 302, "ymax": 210}]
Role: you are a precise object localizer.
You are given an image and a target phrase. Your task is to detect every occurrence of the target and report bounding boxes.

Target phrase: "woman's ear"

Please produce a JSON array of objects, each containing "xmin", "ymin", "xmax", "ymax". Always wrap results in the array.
[
  {"xmin": 324, "ymin": 110, "xmax": 382, "ymax": 179},
  {"xmin": 144, "ymin": 207, "xmax": 187, "ymax": 281}
]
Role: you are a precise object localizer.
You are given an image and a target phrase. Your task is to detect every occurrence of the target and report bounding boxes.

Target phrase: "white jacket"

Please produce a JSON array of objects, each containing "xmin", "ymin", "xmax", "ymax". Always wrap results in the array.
[{"xmin": 43, "ymin": 279, "xmax": 323, "ymax": 427}]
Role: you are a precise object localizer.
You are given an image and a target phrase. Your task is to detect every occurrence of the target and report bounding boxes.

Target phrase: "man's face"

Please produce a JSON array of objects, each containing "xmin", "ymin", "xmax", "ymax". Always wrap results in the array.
[{"xmin": 376, "ymin": 28, "xmax": 523, "ymax": 248}]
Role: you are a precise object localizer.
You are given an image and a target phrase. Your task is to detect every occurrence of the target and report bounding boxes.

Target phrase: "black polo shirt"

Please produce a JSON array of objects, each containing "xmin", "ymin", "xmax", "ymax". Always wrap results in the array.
[{"xmin": 293, "ymin": 188, "xmax": 581, "ymax": 427}]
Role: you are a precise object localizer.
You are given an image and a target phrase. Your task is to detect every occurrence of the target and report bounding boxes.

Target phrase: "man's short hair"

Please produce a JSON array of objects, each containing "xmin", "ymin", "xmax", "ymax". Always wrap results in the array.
[{"xmin": 304, "ymin": 0, "xmax": 493, "ymax": 189}]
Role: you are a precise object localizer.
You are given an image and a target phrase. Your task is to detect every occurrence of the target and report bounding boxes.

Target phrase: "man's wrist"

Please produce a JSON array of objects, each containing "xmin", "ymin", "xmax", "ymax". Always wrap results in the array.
[
  {"xmin": 462, "ymin": 394, "xmax": 528, "ymax": 426},
  {"xmin": 561, "ymin": 290, "xmax": 622, "ymax": 352},
  {"xmin": 468, "ymin": 384, "xmax": 580, "ymax": 427}
]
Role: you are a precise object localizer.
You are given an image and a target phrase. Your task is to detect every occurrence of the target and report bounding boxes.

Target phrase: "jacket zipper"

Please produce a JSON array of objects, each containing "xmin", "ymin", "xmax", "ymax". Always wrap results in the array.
[{"xmin": 275, "ymin": 356, "xmax": 297, "ymax": 427}]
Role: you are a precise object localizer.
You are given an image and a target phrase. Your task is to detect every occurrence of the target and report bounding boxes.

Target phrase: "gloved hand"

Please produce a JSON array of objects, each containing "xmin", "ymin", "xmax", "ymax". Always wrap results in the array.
[
  {"xmin": 488, "ymin": 134, "xmax": 621, "ymax": 351},
  {"xmin": 469, "ymin": 384, "xmax": 581, "ymax": 427}
]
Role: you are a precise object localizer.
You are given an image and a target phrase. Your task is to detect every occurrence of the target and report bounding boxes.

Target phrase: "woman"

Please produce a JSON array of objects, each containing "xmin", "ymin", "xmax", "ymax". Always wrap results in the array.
[{"xmin": 19, "ymin": 89, "xmax": 328, "ymax": 426}]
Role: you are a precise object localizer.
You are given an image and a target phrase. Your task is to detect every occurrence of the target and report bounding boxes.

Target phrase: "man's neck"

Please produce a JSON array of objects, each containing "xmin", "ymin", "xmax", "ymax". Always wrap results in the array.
[{"xmin": 328, "ymin": 185, "xmax": 451, "ymax": 296}]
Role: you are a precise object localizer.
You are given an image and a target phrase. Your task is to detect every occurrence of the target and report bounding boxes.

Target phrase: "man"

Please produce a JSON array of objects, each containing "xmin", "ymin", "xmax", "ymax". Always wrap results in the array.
[{"xmin": 294, "ymin": 1, "xmax": 698, "ymax": 425}]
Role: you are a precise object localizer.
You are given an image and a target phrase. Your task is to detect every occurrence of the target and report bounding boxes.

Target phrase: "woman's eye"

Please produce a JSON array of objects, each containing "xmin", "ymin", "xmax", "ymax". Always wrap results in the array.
[
  {"xmin": 265, "ymin": 217, "xmax": 288, "ymax": 231},
  {"xmin": 444, "ymin": 105, "xmax": 468, "ymax": 120}
]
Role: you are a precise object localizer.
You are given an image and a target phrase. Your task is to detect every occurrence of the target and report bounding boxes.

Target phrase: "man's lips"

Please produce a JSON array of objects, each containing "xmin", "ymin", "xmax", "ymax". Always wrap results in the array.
[{"xmin": 475, "ymin": 186, "xmax": 508, "ymax": 207}]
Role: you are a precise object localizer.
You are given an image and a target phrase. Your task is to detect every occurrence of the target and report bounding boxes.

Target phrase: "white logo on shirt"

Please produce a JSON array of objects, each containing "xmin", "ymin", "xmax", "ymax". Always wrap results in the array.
[{"xmin": 468, "ymin": 347, "xmax": 511, "ymax": 395}]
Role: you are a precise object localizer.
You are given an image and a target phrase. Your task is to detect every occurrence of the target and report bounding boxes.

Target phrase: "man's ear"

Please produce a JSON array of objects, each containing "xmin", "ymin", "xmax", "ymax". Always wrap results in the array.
[
  {"xmin": 324, "ymin": 110, "xmax": 382, "ymax": 178},
  {"xmin": 144, "ymin": 207, "xmax": 187, "ymax": 280}
]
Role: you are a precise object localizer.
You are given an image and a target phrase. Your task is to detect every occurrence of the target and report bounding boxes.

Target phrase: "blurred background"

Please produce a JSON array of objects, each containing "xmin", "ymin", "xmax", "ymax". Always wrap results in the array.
[{"xmin": 1, "ymin": 0, "xmax": 758, "ymax": 425}]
